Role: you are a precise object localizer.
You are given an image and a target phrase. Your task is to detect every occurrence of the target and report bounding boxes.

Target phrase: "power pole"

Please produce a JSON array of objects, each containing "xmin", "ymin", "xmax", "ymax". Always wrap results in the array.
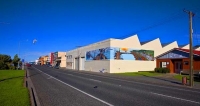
[{"xmin": 184, "ymin": 9, "xmax": 195, "ymax": 87}]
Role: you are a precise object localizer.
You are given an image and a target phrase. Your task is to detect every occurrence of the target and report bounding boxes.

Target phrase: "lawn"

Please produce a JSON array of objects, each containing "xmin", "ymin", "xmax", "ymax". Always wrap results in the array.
[
  {"xmin": 115, "ymin": 71, "xmax": 162, "ymax": 77},
  {"xmin": 174, "ymin": 74, "xmax": 200, "ymax": 82},
  {"xmin": 0, "ymin": 70, "xmax": 30, "ymax": 106}
]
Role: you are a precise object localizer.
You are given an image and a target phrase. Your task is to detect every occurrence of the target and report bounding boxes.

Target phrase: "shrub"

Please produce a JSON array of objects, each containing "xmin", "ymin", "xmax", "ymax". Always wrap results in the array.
[{"xmin": 154, "ymin": 67, "xmax": 170, "ymax": 73}]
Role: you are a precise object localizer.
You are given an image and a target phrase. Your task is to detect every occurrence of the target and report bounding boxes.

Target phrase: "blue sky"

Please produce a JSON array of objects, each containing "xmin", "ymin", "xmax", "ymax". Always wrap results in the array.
[{"xmin": 0, "ymin": 0, "xmax": 200, "ymax": 62}]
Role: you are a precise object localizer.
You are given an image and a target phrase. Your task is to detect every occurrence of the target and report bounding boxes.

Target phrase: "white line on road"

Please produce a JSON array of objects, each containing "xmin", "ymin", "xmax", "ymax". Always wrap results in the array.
[
  {"xmin": 32, "ymin": 67, "xmax": 113, "ymax": 106},
  {"xmin": 150, "ymin": 92, "xmax": 200, "ymax": 104},
  {"xmin": 47, "ymin": 77, "xmax": 52, "ymax": 79},
  {"xmin": 89, "ymin": 79, "xmax": 102, "ymax": 82}
]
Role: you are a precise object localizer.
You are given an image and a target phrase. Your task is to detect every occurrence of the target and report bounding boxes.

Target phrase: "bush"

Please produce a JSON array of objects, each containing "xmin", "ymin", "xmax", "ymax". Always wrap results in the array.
[{"xmin": 154, "ymin": 68, "xmax": 170, "ymax": 73}]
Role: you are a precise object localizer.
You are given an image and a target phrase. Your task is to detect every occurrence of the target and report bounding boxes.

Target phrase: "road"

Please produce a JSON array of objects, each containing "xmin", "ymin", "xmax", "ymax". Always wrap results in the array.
[{"xmin": 28, "ymin": 65, "xmax": 200, "ymax": 106}]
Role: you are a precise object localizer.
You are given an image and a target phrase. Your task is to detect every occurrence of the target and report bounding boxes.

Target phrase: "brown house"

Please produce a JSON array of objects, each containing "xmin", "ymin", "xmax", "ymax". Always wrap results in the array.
[{"xmin": 156, "ymin": 48, "xmax": 200, "ymax": 74}]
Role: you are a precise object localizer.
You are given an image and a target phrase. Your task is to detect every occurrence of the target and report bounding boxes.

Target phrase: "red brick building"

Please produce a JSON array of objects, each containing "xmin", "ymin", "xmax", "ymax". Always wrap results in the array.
[{"xmin": 156, "ymin": 48, "xmax": 200, "ymax": 73}]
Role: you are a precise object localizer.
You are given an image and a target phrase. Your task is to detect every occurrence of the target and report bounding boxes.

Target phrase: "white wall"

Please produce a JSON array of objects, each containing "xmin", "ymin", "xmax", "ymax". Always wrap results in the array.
[
  {"xmin": 85, "ymin": 60, "xmax": 110, "ymax": 73},
  {"xmin": 110, "ymin": 60, "xmax": 156, "ymax": 73},
  {"xmin": 66, "ymin": 39, "xmax": 111, "ymax": 70},
  {"xmin": 110, "ymin": 34, "xmax": 141, "ymax": 49}
]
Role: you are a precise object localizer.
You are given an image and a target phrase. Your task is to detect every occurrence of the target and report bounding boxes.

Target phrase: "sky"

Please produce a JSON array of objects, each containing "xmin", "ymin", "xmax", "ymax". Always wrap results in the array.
[{"xmin": 0, "ymin": 0, "xmax": 200, "ymax": 62}]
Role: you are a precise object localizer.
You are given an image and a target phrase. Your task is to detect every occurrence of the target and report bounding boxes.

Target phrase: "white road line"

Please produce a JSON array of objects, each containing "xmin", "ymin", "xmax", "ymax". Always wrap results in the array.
[
  {"xmin": 151, "ymin": 92, "xmax": 200, "ymax": 104},
  {"xmin": 47, "ymin": 77, "xmax": 52, "ymax": 79},
  {"xmin": 65, "ymin": 70, "xmax": 200, "ymax": 94},
  {"xmin": 32, "ymin": 67, "xmax": 113, "ymax": 106},
  {"xmin": 89, "ymin": 79, "xmax": 102, "ymax": 82}
]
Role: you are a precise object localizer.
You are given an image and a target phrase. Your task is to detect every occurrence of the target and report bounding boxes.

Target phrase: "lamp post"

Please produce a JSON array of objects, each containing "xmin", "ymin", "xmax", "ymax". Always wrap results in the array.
[{"xmin": 17, "ymin": 41, "xmax": 21, "ymax": 70}]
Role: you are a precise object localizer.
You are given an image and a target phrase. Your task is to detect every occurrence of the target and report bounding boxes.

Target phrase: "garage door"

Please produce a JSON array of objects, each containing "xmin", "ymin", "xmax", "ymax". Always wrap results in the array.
[{"xmin": 81, "ymin": 57, "xmax": 85, "ymax": 70}]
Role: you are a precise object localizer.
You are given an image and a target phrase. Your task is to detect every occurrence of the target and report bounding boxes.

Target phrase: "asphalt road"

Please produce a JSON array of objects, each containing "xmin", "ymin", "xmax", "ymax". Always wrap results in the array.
[{"xmin": 28, "ymin": 65, "xmax": 200, "ymax": 106}]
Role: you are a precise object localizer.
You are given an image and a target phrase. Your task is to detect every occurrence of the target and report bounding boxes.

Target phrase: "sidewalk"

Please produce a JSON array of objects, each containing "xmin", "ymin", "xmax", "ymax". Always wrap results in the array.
[{"xmin": 60, "ymin": 68, "xmax": 200, "ymax": 89}]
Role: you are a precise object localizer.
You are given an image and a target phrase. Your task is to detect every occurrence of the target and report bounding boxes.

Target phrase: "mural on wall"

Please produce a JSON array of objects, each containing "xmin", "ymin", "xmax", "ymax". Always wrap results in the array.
[
  {"xmin": 86, "ymin": 47, "xmax": 154, "ymax": 61},
  {"xmin": 86, "ymin": 47, "xmax": 111, "ymax": 60}
]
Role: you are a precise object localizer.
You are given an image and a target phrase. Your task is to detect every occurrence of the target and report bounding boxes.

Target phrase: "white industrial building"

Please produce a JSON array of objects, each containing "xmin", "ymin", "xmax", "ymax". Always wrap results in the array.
[{"xmin": 66, "ymin": 34, "xmax": 192, "ymax": 73}]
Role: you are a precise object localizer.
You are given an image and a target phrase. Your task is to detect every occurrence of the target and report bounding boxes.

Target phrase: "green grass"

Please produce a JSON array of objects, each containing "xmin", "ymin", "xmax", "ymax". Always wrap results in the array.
[
  {"xmin": 0, "ymin": 70, "xmax": 30, "ymax": 106},
  {"xmin": 115, "ymin": 71, "xmax": 162, "ymax": 77},
  {"xmin": 174, "ymin": 74, "xmax": 200, "ymax": 82},
  {"xmin": 174, "ymin": 75, "xmax": 189, "ymax": 81}
]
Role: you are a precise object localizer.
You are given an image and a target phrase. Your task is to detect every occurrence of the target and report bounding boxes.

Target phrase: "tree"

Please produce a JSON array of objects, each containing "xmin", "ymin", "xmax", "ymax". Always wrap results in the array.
[
  {"xmin": 0, "ymin": 54, "xmax": 12, "ymax": 70},
  {"xmin": 12, "ymin": 54, "xmax": 20, "ymax": 69}
]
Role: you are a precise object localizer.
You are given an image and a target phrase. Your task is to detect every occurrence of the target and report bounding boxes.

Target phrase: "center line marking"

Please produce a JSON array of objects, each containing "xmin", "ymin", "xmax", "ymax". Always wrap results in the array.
[
  {"xmin": 32, "ymin": 67, "xmax": 113, "ymax": 106},
  {"xmin": 151, "ymin": 92, "xmax": 200, "ymax": 104}
]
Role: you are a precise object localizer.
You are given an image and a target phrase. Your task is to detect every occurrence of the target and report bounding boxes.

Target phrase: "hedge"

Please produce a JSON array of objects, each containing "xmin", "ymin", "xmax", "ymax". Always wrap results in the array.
[{"xmin": 154, "ymin": 68, "xmax": 170, "ymax": 73}]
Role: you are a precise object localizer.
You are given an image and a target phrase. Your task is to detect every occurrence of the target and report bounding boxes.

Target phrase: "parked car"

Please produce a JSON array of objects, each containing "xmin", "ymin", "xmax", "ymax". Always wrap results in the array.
[{"xmin": 26, "ymin": 63, "xmax": 31, "ymax": 67}]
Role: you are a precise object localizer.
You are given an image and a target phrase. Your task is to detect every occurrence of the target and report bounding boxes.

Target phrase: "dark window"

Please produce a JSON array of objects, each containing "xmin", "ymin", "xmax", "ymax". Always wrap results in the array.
[{"xmin": 184, "ymin": 61, "xmax": 189, "ymax": 65}]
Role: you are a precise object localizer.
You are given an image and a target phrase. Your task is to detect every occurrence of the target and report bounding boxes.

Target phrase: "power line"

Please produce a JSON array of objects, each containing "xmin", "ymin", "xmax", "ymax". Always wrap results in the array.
[{"xmin": 117, "ymin": 10, "xmax": 186, "ymax": 39}]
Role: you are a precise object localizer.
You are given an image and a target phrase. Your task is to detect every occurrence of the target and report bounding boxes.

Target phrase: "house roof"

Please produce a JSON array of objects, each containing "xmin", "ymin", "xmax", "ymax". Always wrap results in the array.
[
  {"xmin": 175, "ymin": 48, "xmax": 200, "ymax": 56},
  {"xmin": 156, "ymin": 48, "xmax": 200, "ymax": 58}
]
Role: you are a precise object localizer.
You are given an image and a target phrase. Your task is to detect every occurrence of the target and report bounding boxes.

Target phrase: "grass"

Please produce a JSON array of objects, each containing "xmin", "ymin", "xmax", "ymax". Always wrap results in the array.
[
  {"xmin": 0, "ymin": 70, "xmax": 30, "ymax": 106},
  {"xmin": 174, "ymin": 74, "xmax": 200, "ymax": 82},
  {"xmin": 115, "ymin": 71, "xmax": 163, "ymax": 77}
]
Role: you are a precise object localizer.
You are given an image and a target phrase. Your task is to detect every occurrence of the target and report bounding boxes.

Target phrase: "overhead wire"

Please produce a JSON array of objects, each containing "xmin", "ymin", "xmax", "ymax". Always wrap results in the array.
[{"xmin": 117, "ymin": 9, "xmax": 186, "ymax": 39}]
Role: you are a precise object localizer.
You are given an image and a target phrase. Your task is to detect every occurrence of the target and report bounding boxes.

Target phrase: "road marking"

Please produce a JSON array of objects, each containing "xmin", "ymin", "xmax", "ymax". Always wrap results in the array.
[
  {"xmin": 64, "ymin": 70, "xmax": 200, "ymax": 94},
  {"xmin": 47, "ymin": 77, "xmax": 52, "ymax": 79},
  {"xmin": 89, "ymin": 79, "xmax": 102, "ymax": 82},
  {"xmin": 32, "ymin": 67, "xmax": 113, "ymax": 106},
  {"xmin": 151, "ymin": 92, "xmax": 200, "ymax": 104}
]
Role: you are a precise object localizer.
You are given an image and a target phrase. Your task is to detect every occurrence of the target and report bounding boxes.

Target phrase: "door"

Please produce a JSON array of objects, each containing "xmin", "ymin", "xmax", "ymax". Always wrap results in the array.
[
  {"xmin": 174, "ymin": 61, "xmax": 182, "ymax": 73},
  {"xmin": 75, "ymin": 58, "xmax": 79, "ymax": 70},
  {"xmin": 81, "ymin": 57, "xmax": 85, "ymax": 70}
]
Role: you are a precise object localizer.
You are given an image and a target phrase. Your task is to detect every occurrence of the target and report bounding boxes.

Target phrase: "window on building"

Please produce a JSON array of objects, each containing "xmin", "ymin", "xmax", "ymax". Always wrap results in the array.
[
  {"xmin": 184, "ymin": 61, "xmax": 189, "ymax": 65},
  {"xmin": 160, "ymin": 62, "xmax": 167, "ymax": 68}
]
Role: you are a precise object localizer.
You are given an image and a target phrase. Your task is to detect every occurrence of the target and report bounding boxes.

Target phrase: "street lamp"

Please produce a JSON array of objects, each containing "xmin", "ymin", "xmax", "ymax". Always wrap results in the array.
[{"xmin": 17, "ymin": 39, "xmax": 37, "ymax": 70}]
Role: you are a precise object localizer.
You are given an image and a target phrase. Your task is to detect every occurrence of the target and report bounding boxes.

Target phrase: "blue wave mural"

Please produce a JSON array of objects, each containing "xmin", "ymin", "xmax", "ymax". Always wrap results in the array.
[{"xmin": 86, "ymin": 47, "xmax": 154, "ymax": 61}]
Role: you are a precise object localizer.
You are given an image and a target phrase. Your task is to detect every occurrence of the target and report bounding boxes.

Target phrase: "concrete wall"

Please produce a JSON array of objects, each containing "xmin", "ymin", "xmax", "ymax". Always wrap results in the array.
[
  {"xmin": 110, "ymin": 34, "xmax": 141, "ymax": 49},
  {"xmin": 160, "ymin": 41, "xmax": 179, "ymax": 56},
  {"xmin": 110, "ymin": 60, "xmax": 156, "ymax": 73},
  {"xmin": 85, "ymin": 60, "xmax": 110, "ymax": 73},
  {"xmin": 181, "ymin": 44, "xmax": 189, "ymax": 49},
  {"xmin": 58, "ymin": 52, "xmax": 66, "ymax": 67},
  {"xmin": 66, "ymin": 39, "xmax": 111, "ymax": 70}
]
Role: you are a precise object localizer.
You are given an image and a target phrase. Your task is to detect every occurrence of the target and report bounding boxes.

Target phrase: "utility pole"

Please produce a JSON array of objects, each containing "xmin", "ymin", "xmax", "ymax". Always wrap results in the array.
[
  {"xmin": 17, "ymin": 41, "xmax": 21, "ymax": 70},
  {"xmin": 184, "ymin": 9, "xmax": 195, "ymax": 87}
]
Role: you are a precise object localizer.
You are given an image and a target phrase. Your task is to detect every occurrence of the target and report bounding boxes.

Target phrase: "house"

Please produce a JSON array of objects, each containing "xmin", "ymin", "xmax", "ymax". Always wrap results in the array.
[
  {"xmin": 52, "ymin": 52, "xmax": 66, "ymax": 67},
  {"xmin": 156, "ymin": 48, "xmax": 200, "ymax": 74}
]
